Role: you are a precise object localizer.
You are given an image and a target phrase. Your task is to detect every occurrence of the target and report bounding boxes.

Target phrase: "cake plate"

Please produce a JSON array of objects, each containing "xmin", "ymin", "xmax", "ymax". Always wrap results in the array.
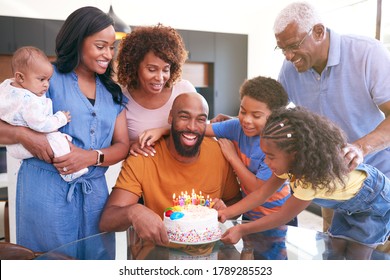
[{"xmin": 169, "ymin": 223, "xmax": 227, "ymax": 245}]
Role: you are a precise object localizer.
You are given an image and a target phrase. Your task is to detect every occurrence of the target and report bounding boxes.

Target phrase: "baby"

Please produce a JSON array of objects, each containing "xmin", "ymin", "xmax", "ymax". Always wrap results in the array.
[{"xmin": 0, "ymin": 46, "xmax": 88, "ymax": 181}]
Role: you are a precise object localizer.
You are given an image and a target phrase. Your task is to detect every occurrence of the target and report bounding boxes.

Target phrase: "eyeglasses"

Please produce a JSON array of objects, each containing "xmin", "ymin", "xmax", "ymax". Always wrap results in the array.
[{"xmin": 274, "ymin": 28, "xmax": 312, "ymax": 55}]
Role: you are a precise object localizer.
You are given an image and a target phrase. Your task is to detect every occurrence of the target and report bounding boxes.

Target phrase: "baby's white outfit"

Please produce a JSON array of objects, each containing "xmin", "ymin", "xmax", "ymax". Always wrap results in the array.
[{"xmin": 0, "ymin": 78, "xmax": 88, "ymax": 182}]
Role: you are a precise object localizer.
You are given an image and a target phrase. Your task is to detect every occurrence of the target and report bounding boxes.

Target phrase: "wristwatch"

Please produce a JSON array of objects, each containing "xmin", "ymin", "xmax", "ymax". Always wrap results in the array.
[{"xmin": 95, "ymin": 150, "xmax": 104, "ymax": 166}]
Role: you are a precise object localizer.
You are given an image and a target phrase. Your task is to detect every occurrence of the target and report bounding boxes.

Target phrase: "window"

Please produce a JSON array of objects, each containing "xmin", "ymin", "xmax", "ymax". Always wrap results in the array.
[{"xmin": 381, "ymin": 0, "xmax": 390, "ymax": 50}]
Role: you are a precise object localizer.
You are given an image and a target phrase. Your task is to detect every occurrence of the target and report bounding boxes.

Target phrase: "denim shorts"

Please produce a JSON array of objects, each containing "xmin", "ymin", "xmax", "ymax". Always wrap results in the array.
[{"xmin": 313, "ymin": 163, "xmax": 390, "ymax": 247}]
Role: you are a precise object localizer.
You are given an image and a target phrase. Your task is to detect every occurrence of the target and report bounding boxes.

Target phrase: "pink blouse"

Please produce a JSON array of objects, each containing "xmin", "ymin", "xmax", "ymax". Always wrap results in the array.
[{"xmin": 123, "ymin": 79, "xmax": 196, "ymax": 141}]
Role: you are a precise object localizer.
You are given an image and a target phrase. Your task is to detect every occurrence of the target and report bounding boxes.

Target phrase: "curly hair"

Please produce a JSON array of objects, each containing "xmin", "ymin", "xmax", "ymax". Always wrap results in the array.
[
  {"xmin": 262, "ymin": 106, "xmax": 349, "ymax": 193},
  {"xmin": 240, "ymin": 76, "xmax": 288, "ymax": 110},
  {"xmin": 116, "ymin": 23, "xmax": 188, "ymax": 90}
]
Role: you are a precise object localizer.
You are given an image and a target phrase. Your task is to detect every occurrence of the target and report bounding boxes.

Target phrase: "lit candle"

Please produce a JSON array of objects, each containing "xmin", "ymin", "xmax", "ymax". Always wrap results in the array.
[
  {"xmin": 179, "ymin": 193, "xmax": 185, "ymax": 206},
  {"xmin": 205, "ymin": 195, "xmax": 210, "ymax": 207},
  {"xmin": 192, "ymin": 189, "xmax": 197, "ymax": 205},
  {"xmin": 199, "ymin": 191, "xmax": 205, "ymax": 205},
  {"xmin": 172, "ymin": 193, "xmax": 178, "ymax": 206}
]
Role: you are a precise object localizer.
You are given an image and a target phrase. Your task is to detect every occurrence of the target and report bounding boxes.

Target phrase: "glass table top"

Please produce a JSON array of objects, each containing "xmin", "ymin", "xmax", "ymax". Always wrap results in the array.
[{"xmin": 36, "ymin": 220, "xmax": 390, "ymax": 260}]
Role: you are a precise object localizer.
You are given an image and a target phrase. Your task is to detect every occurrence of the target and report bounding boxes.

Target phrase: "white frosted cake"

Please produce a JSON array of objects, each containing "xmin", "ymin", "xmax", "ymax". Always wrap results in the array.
[{"xmin": 164, "ymin": 204, "xmax": 222, "ymax": 243}]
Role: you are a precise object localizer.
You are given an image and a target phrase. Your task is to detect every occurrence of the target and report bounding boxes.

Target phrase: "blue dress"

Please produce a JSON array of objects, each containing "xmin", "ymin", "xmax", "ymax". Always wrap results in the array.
[{"xmin": 16, "ymin": 67, "xmax": 127, "ymax": 252}]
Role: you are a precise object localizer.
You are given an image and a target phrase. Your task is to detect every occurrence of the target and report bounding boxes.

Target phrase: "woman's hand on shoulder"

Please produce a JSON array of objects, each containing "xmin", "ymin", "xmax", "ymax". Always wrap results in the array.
[
  {"xmin": 138, "ymin": 126, "xmax": 170, "ymax": 149},
  {"xmin": 129, "ymin": 141, "xmax": 156, "ymax": 157}
]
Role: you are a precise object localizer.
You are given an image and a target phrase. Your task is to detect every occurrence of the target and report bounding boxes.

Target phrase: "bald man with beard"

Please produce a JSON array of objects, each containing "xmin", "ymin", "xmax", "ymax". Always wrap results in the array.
[{"xmin": 99, "ymin": 92, "xmax": 241, "ymax": 245}]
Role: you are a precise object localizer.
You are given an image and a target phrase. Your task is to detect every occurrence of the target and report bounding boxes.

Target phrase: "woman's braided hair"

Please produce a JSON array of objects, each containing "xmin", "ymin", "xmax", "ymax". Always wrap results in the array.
[{"xmin": 262, "ymin": 106, "xmax": 349, "ymax": 193}]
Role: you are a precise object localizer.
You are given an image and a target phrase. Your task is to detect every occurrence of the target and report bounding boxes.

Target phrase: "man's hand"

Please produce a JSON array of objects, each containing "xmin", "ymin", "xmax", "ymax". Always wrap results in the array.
[
  {"xmin": 342, "ymin": 143, "xmax": 363, "ymax": 172},
  {"xmin": 131, "ymin": 206, "xmax": 169, "ymax": 246}
]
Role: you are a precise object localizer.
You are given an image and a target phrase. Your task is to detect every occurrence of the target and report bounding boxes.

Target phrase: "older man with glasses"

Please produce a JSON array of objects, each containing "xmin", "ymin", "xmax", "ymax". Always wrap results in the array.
[
  {"xmin": 273, "ymin": 2, "xmax": 390, "ymax": 253},
  {"xmin": 274, "ymin": 28, "xmax": 312, "ymax": 55}
]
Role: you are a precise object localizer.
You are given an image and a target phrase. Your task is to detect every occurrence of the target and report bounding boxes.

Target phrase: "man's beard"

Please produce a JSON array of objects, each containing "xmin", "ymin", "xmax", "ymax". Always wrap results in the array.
[{"xmin": 171, "ymin": 127, "xmax": 205, "ymax": 157}]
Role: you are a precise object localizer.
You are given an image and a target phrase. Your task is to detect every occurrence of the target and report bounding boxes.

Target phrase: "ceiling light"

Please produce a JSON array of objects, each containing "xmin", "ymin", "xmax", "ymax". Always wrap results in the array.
[{"xmin": 108, "ymin": 5, "xmax": 131, "ymax": 40}]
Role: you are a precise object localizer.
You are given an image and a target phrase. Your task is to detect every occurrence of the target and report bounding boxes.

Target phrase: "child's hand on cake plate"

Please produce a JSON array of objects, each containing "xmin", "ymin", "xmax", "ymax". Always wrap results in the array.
[
  {"xmin": 220, "ymin": 226, "xmax": 243, "ymax": 245},
  {"xmin": 218, "ymin": 208, "xmax": 228, "ymax": 223},
  {"xmin": 211, "ymin": 198, "xmax": 226, "ymax": 211}
]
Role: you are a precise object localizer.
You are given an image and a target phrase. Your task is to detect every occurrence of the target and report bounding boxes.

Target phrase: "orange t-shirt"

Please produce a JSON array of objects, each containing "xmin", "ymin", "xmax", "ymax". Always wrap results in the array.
[{"xmin": 115, "ymin": 137, "xmax": 241, "ymax": 218}]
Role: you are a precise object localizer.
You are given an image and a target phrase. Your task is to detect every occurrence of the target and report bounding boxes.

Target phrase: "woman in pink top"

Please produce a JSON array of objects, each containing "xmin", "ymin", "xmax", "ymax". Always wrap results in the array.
[{"xmin": 116, "ymin": 23, "xmax": 196, "ymax": 156}]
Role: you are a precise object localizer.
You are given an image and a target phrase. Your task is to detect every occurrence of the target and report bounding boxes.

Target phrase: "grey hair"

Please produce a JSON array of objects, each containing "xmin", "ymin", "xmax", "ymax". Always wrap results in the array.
[{"xmin": 273, "ymin": 2, "xmax": 323, "ymax": 34}]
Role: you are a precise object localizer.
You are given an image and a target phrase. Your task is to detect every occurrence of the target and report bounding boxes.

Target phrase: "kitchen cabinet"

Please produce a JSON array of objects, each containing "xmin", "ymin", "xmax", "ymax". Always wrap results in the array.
[
  {"xmin": 14, "ymin": 18, "xmax": 45, "ymax": 51},
  {"xmin": 0, "ymin": 17, "xmax": 15, "ymax": 54},
  {"xmin": 177, "ymin": 29, "xmax": 215, "ymax": 62},
  {"xmin": 43, "ymin": 19, "xmax": 63, "ymax": 56},
  {"xmin": 0, "ymin": 16, "xmax": 62, "ymax": 55},
  {"xmin": 214, "ymin": 32, "xmax": 248, "ymax": 116},
  {"xmin": 178, "ymin": 29, "xmax": 247, "ymax": 117}
]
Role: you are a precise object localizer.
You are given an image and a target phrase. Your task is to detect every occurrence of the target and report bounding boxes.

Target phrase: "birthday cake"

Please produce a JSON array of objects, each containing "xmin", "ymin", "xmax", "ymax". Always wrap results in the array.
[{"xmin": 164, "ymin": 195, "xmax": 222, "ymax": 244}]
